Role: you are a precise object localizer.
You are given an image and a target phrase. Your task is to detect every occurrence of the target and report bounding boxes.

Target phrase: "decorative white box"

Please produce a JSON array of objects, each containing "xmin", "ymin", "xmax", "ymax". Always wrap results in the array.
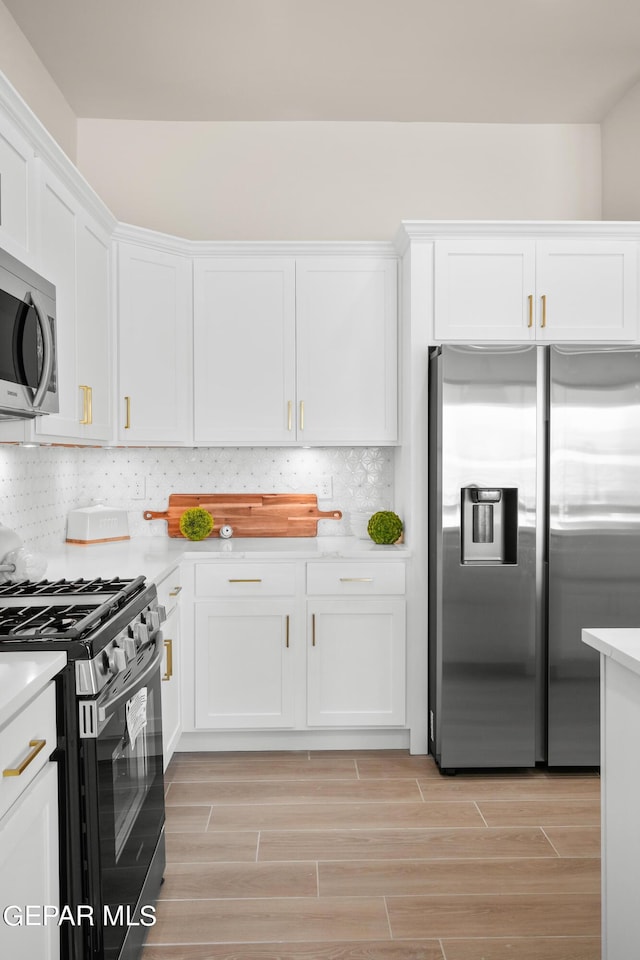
[{"xmin": 66, "ymin": 503, "xmax": 130, "ymax": 545}]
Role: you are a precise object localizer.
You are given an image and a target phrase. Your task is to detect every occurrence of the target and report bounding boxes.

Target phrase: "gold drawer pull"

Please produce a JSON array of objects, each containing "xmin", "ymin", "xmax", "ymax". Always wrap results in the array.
[
  {"xmin": 312, "ymin": 613, "xmax": 316, "ymax": 646},
  {"xmin": 124, "ymin": 395, "xmax": 131, "ymax": 429},
  {"xmin": 3, "ymin": 739, "xmax": 46, "ymax": 777},
  {"xmin": 169, "ymin": 586, "xmax": 182, "ymax": 597},
  {"xmin": 285, "ymin": 615, "xmax": 290, "ymax": 649},
  {"xmin": 527, "ymin": 294, "xmax": 533, "ymax": 329},
  {"xmin": 299, "ymin": 400, "xmax": 305, "ymax": 431},
  {"xmin": 163, "ymin": 638, "xmax": 173, "ymax": 681},
  {"xmin": 228, "ymin": 578, "xmax": 263, "ymax": 583},
  {"xmin": 541, "ymin": 294, "xmax": 547, "ymax": 329},
  {"xmin": 287, "ymin": 400, "xmax": 293, "ymax": 431},
  {"xmin": 339, "ymin": 577, "xmax": 374, "ymax": 582}
]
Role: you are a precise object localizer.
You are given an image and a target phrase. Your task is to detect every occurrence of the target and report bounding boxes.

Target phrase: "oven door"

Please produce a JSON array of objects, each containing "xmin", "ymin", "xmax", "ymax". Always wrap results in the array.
[{"xmin": 80, "ymin": 641, "xmax": 165, "ymax": 960}]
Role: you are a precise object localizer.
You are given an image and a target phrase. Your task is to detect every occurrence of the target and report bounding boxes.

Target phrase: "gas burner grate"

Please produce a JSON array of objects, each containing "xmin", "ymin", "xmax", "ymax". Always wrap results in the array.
[
  {"xmin": 0, "ymin": 576, "xmax": 144, "ymax": 598},
  {"xmin": 0, "ymin": 602, "xmax": 106, "ymax": 640}
]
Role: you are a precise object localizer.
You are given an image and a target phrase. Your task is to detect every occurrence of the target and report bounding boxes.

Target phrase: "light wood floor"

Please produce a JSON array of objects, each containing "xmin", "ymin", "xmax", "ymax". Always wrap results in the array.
[{"xmin": 142, "ymin": 750, "xmax": 601, "ymax": 960}]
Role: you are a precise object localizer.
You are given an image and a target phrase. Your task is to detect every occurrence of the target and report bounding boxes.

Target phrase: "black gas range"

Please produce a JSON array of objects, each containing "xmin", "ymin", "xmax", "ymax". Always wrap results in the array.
[{"xmin": 0, "ymin": 576, "xmax": 167, "ymax": 960}]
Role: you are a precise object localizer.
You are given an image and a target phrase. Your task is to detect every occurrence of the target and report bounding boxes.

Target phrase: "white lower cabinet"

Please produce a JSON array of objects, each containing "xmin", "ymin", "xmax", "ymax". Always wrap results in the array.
[
  {"xmin": 307, "ymin": 599, "xmax": 406, "ymax": 727},
  {"xmin": 0, "ymin": 762, "xmax": 59, "ymax": 960},
  {"xmin": 189, "ymin": 559, "xmax": 406, "ymax": 736},
  {"xmin": 194, "ymin": 601, "xmax": 296, "ymax": 729},
  {"xmin": 0, "ymin": 681, "xmax": 59, "ymax": 960},
  {"xmin": 157, "ymin": 567, "xmax": 182, "ymax": 768}
]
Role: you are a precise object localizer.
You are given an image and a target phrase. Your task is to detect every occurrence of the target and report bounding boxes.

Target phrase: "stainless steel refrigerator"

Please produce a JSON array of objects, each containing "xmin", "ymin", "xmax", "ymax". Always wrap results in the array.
[{"xmin": 428, "ymin": 343, "xmax": 640, "ymax": 770}]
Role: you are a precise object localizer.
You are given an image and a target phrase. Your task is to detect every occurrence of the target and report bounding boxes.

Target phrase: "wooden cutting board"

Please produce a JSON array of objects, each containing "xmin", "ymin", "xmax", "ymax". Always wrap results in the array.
[{"xmin": 143, "ymin": 494, "xmax": 342, "ymax": 538}]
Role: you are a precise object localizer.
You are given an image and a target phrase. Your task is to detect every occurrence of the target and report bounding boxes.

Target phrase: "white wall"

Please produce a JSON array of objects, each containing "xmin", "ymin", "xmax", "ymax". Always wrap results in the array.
[
  {"xmin": 0, "ymin": 1, "xmax": 76, "ymax": 160},
  {"xmin": 77, "ymin": 120, "xmax": 602, "ymax": 240},
  {"xmin": 602, "ymin": 77, "xmax": 640, "ymax": 220}
]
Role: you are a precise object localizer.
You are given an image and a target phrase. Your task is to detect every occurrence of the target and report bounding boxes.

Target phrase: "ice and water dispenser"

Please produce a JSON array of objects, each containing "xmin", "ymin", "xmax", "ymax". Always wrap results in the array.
[{"xmin": 461, "ymin": 487, "xmax": 518, "ymax": 564}]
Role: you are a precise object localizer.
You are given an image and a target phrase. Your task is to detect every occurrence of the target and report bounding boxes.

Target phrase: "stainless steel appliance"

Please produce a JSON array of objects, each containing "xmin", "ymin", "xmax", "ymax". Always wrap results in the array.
[
  {"xmin": 0, "ymin": 245, "xmax": 58, "ymax": 419},
  {"xmin": 0, "ymin": 576, "xmax": 166, "ymax": 960},
  {"xmin": 429, "ymin": 344, "xmax": 640, "ymax": 770}
]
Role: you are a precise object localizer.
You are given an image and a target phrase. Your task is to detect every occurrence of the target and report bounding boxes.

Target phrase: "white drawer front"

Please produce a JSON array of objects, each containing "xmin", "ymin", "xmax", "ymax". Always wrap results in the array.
[
  {"xmin": 195, "ymin": 563, "xmax": 297, "ymax": 597},
  {"xmin": 306, "ymin": 562, "xmax": 406, "ymax": 595},
  {"xmin": 0, "ymin": 683, "xmax": 57, "ymax": 821},
  {"xmin": 156, "ymin": 565, "xmax": 183, "ymax": 615}
]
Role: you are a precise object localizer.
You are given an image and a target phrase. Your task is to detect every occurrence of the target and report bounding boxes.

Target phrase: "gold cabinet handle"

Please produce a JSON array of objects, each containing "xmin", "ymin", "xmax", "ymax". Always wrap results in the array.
[
  {"xmin": 541, "ymin": 294, "xmax": 547, "ymax": 329},
  {"xmin": 527, "ymin": 294, "xmax": 534, "ymax": 329},
  {"xmin": 287, "ymin": 400, "xmax": 293, "ymax": 431},
  {"xmin": 312, "ymin": 612, "xmax": 316, "ymax": 646},
  {"xmin": 169, "ymin": 586, "xmax": 182, "ymax": 597},
  {"xmin": 162, "ymin": 638, "xmax": 173, "ymax": 681},
  {"xmin": 79, "ymin": 384, "xmax": 92, "ymax": 424},
  {"xmin": 124, "ymin": 396, "xmax": 131, "ymax": 429},
  {"xmin": 339, "ymin": 577, "xmax": 374, "ymax": 583},
  {"xmin": 228, "ymin": 578, "xmax": 263, "ymax": 583},
  {"xmin": 285, "ymin": 615, "xmax": 290, "ymax": 648},
  {"xmin": 300, "ymin": 400, "xmax": 304, "ymax": 431},
  {"xmin": 3, "ymin": 739, "xmax": 46, "ymax": 777}
]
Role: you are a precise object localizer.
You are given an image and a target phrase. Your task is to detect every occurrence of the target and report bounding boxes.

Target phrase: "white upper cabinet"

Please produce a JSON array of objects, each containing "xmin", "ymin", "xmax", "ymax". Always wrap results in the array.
[
  {"xmin": 435, "ymin": 238, "xmax": 638, "ymax": 342},
  {"xmin": 296, "ymin": 258, "xmax": 398, "ymax": 444},
  {"xmin": 34, "ymin": 165, "xmax": 113, "ymax": 442},
  {"xmin": 116, "ymin": 242, "xmax": 192, "ymax": 444},
  {"xmin": 0, "ymin": 112, "xmax": 35, "ymax": 259},
  {"xmin": 193, "ymin": 255, "xmax": 398, "ymax": 445},
  {"xmin": 193, "ymin": 258, "xmax": 296, "ymax": 444}
]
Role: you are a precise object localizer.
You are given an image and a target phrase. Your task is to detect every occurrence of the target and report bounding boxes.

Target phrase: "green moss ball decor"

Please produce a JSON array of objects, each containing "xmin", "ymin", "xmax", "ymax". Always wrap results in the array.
[
  {"xmin": 179, "ymin": 506, "xmax": 214, "ymax": 541},
  {"xmin": 367, "ymin": 510, "xmax": 403, "ymax": 545}
]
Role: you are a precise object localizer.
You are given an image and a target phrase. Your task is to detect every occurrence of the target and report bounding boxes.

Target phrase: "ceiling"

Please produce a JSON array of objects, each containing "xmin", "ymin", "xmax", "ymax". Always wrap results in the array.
[{"xmin": 5, "ymin": 0, "xmax": 640, "ymax": 123}]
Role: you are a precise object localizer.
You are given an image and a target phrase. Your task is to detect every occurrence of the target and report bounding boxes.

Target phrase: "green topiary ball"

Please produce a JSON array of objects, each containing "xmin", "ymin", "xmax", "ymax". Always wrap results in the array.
[
  {"xmin": 367, "ymin": 510, "xmax": 403, "ymax": 544},
  {"xmin": 179, "ymin": 506, "xmax": 214, "ymax": 541}
]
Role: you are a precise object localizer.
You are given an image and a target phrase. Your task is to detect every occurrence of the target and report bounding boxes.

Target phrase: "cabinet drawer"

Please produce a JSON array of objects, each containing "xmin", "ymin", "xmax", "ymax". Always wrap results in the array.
[
  {"xmin": 195, "ymin": 563, "xmax": 297, "ymax": 597},
  {"xmin": 156, "ymin": 565, "xmax": 182, "ymax": 615},
  {"xmin": 306, "ymin": 562, "xmax": 405, "ymax": 595},
  {"xmin": 0, "ymin": 683, "xmax": 56, "ymax": 821}
]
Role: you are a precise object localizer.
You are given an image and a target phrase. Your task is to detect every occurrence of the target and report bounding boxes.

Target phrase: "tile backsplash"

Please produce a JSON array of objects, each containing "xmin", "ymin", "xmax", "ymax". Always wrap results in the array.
[{"xmin": 0, "ymin": 446, "xmax": 395, "ymax": 550}]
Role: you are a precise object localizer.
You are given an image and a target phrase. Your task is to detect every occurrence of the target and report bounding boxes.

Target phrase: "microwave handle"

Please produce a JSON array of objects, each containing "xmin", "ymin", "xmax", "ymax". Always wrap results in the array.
[{"xmin": 25, "ymin": 290, "xmax": 54, "ymax": 410}]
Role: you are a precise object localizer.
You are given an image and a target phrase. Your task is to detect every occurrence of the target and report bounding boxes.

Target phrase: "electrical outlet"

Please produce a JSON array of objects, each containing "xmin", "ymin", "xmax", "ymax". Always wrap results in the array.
[
  {"xmin": 132, "ymin": 477, "xmax": 146, "ymax": 500},
  {"xmin": 318, "ymin": 477, "xmax": 333, "ymax": 500}
]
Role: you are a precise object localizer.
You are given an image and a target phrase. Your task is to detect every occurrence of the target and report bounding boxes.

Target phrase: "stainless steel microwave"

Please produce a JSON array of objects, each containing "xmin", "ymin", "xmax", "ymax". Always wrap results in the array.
[{"xmin": 0, "ymin": 246, "xmax": 58, "ymax": 420}]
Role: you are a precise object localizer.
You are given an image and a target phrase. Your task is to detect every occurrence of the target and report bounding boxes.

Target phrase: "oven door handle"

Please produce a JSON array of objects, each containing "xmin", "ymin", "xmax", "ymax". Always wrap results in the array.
[
  {"xmin": 25, "ymin": 290, "xmax": 54, "ymax": 411},
  {"xmin": 98, "ymin": 643, "xmax": 162, "ymax": 723}
]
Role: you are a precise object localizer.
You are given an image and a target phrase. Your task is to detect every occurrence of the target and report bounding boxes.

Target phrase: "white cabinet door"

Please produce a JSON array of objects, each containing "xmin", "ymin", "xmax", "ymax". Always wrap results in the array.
[
  {"xmin": 434, "ymin": 239, "xmax": 536, "ymax": 341},
  {"xmin": 307, "ymin": 598, "xmax": 406, "ymax": 727},
  {"xmin": 34, "ymin": 165, "xmax": 113, "ymax": 442},
  {"xmin": 0, "ymin": 762, "xmax": 59, "ymax": 960},
  {"xmin": 117, "ymin": 242, "xmax": 192, "ymax": 443},
  {"xmin": 74, "ymin": 214, "xmax": 112, "ymax": 440},
  {"xmin": 434, "ymin": 238, "xmax": 638, "ymax": 342},
  {"xmin": 0, "ymin": 112, "xmax": 35, "ymax": 258},
  {"xmin": 193, "ymin": 258, "xmax": 296, "ymax": 443},
  {"xmin": 536, "ymin": 240, "xmax": 638, "ymax": 341},
  {"xmin": 160, "ymin": 605, "xmax": 180, "ymax": 768},
  {"xmin": 296, "ymin": 258, "xmax": 398, "ymax": 443},
  {"xmin": 194, "ymin": 601, "xmax": 295, "ymax": 729}
]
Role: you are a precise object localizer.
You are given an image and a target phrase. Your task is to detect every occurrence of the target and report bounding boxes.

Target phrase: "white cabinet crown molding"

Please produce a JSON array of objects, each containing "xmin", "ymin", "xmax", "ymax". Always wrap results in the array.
[
  {"xmin": 394, "ymin": 220, "xmax": 640, "ymax": 253},
  {"xmin": 114, "ymin": 221, "xmax": 397, "ymax": 259},
  {"xmin": 0, "ymin": 70, "xmax": 116, "ymax": 237}
]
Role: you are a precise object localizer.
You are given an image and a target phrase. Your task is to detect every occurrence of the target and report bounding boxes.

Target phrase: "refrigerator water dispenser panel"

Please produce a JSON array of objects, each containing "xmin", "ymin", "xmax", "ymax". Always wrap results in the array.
[{"xmin": 461, "ymin": 487, "xmax": 518, "ymax": 563}]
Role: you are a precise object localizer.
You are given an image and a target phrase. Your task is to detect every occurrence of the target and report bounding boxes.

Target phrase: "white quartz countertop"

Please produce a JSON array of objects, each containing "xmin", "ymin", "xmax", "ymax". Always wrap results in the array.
[
  {"xmin": 582, "ymin": 628, "xmax": 640, "ymax": 679},
  {"xmin": 0, "ymin": 651, "xmax": 67, "ymax": 728},
  {"xmin": 41, "ymin": 536, "xmax": 410, "ymax": 585}
]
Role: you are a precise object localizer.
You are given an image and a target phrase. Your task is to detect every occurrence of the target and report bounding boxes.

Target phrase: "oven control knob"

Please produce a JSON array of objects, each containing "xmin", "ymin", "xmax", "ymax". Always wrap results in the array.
[
  {"xmin": 133, "ymin": 621, "xmax": 149, "ymax": 646},
  {"xmin": 123, "ymin": 636, "xmax": 137, "ymax": 660},
  {"xmin": 108, "ymin": 648, "xmax": 128, "ymax": 675},
  {"xmin": 146, "ymin": 609, "xmax": 162, "ymax": 632}
]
